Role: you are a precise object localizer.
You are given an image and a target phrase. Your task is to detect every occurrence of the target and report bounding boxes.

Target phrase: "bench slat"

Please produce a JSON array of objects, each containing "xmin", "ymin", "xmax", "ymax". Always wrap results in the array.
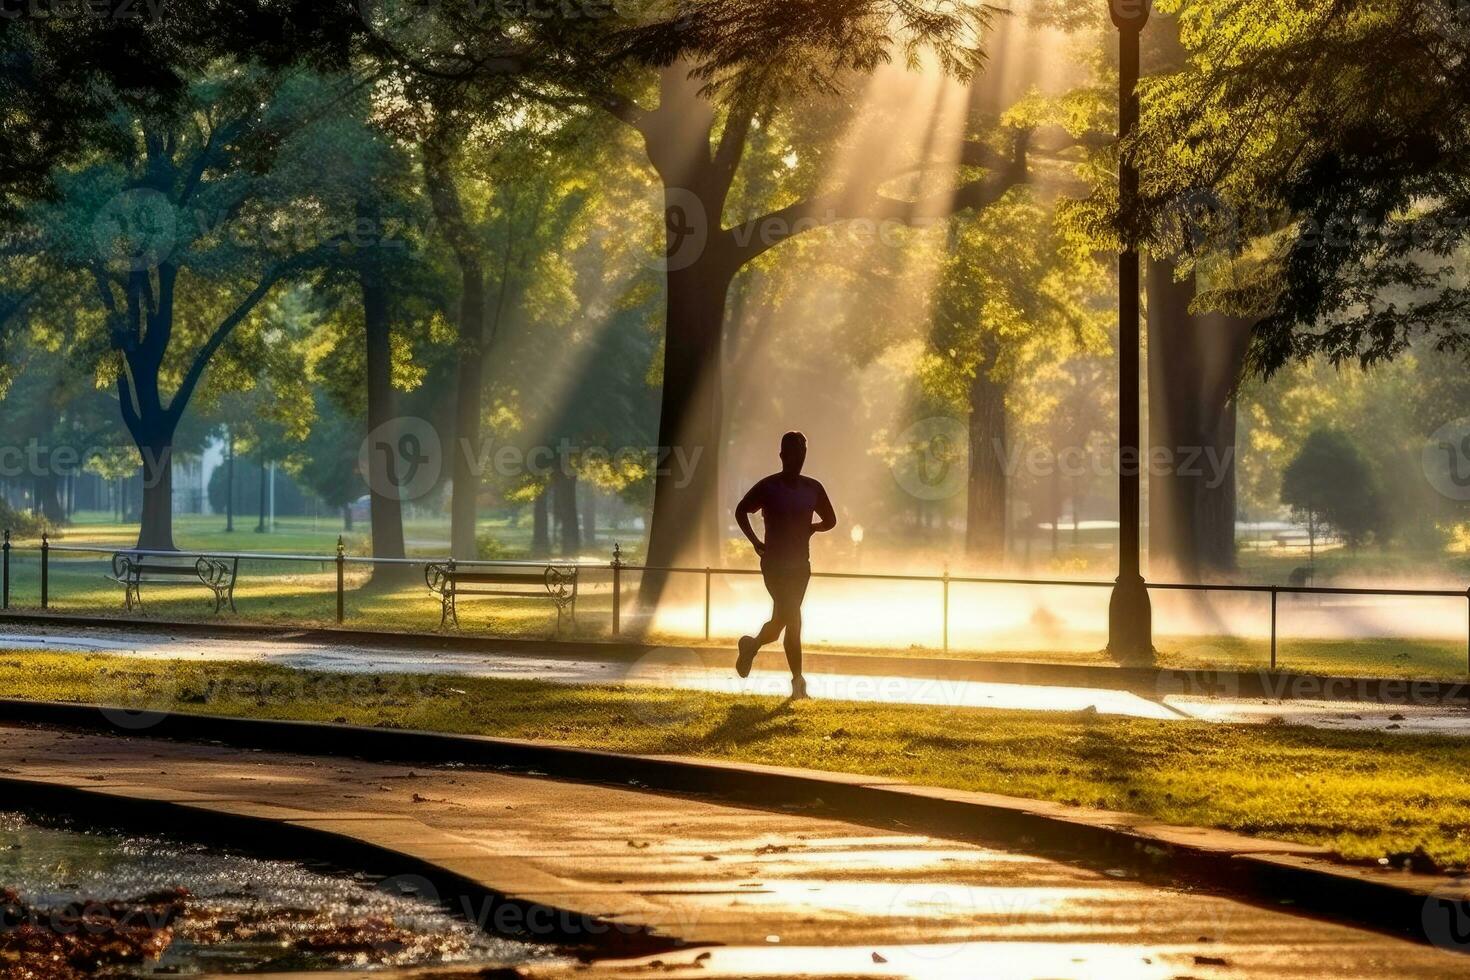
[
  {"xmin": 450, "ymin": 589, "xmax": 548, "ymax": 598},
  {"xmin": 446, "ymin": 571, "xmax": 571, "ymax": 585}
]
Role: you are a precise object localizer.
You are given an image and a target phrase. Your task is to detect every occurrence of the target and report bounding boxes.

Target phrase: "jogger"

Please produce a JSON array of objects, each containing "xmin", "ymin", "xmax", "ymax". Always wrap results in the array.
[{"xmin": 734, "ymin": 431, "xmax": 837, "ymax": 699}]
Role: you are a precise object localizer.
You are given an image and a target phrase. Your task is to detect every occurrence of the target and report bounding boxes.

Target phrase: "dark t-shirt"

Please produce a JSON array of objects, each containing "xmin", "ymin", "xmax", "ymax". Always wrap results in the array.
[{"xmin": 740, "ymin": 474, "xmax": 833, "ymax": 568}]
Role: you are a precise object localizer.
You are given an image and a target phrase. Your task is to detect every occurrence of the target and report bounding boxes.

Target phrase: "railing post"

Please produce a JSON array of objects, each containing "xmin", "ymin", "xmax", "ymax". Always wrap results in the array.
[
  {"xmin": 1270, "ymin": 586, "xmax": 1278, "ymax": 672},
  {"xmin": 40, "ymin": 532, "xmax": 48, "ymax": 610},
  {"xmin": 942, "ymin": 566, "xmax": 950, "ymax": 654},
  {"xmin": 704, "ymin": 567, "xmax": 712, "ymax": 641},
  {"xmin": 611, "ymin": 543, "xmax": 622, "ymax": 637},
  {"xmin": 2, "ymin": 529, "xmax": 9, "ymax": 611},
  {"xmin": 336, "ymin": 536, "xmax": 345, "ymax": 625}
]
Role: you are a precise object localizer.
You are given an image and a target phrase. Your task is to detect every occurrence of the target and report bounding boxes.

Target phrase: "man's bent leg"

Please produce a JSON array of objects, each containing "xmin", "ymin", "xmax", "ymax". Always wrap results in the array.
[
  {"xmin": 754, "ymin": 612, "xmax": 784, "ymax": 647},
  {"xmin": 739, "ymin": 568, "xmax": 788, "ymax": 678},
  {"xmin": 755, "ymin": 565, "xmax": 790, "ymax": 647}
]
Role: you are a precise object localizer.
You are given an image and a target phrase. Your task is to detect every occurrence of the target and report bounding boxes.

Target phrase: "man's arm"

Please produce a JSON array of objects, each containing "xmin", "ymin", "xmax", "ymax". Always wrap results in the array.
[
  {"xmin": 811, "ymin": 482, "xmax": 837, "ymax": 534},
  {"xmin": 735, "ymin": 482, "xmax": 766, "ymax": 556}
]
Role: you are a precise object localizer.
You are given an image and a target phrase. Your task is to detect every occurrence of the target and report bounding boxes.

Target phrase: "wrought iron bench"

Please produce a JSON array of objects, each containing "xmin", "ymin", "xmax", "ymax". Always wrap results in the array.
[
  {"xmin": 109, "ymin": 552, "xmax": 240, "ymax": 614},
  {"xmin": 424, "ymin": 561, "xmax": 578, "ymax": 632}
]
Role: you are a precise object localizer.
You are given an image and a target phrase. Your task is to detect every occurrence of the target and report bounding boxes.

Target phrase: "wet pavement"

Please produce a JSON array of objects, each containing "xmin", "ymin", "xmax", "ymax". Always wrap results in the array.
[
  {"xmin": 0, "ymin": 725, "xmax": 1464, "ymax": 978},
  {"xmin": 0, "ymin": 812, "xmax": 545, "ymax": 975},
  {"xmin": 3, "ymin": 624, "xmax": 1468, "ymax": 734}
]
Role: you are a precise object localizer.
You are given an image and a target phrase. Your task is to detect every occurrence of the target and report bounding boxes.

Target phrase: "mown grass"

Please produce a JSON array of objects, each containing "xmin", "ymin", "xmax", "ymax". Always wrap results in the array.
[
  {"xmin": 2, "ymin": 649, "xmax": 1469, "ymax": 870},
  {"xmin": 5, "ymin": 513, "xmax": 1469, "ymax": 679},
  {"xmin": 23, "ymin": 512, "xmax": 644, "ymax": 558},
  {"xmin": 2, "ymin": 558, "xmax": 1467, "ymax": 679}
]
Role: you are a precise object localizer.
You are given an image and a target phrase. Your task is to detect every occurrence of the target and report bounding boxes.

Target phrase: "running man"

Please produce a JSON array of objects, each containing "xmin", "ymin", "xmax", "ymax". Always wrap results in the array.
[{"xmin": 734, "ymin": 431, "xmax": 837, "ymax": 699}]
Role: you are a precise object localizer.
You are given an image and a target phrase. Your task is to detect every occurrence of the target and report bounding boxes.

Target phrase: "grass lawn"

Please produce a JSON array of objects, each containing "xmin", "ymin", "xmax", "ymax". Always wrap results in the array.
[
  {"xmin": 27, "ymin": 512, "xmax": 643, "ymax": 560},
  {"xmin": 4, "ymin": 515, "xmax": 1468, "ymax": 679},
  {"xmin": 1, "ymin": 558, "xmax": 1467, "ymax": 679},
  {"xmin": 2, "ymin": 649, "xmax": 1468, "ymax": 870}
]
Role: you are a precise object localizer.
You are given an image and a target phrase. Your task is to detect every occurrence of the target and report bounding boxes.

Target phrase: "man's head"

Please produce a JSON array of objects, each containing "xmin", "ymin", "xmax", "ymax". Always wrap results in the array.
[{"xmin": 779, "ymin": 431, "xmax": 807, "ymax": 475}]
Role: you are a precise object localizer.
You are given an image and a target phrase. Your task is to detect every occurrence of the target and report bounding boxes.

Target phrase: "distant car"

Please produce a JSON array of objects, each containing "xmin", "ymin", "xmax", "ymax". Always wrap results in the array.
[{"xmin": 349, "ymin": 495, "xmax": 372, "ymax": 524}]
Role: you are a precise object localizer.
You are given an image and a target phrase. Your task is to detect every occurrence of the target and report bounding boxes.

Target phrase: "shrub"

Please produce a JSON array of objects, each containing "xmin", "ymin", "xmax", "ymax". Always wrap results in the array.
[
  {"xmin": 476, "ymin": 533, "xmax": 529, "ymax": 561},
  {"xmin": 0, "ymin": 500, "xmax": 50, "ymax": 539}
]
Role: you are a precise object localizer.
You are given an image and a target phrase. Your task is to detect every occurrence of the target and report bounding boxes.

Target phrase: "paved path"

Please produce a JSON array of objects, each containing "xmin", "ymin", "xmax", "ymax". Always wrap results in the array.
[
  {"xmin": 0, "ymin": 724, "xmax": 1463, "ymax": 978},
  {"xmin": 3, "ymin": 624, "xmax": 1469, "ymax": 734}
]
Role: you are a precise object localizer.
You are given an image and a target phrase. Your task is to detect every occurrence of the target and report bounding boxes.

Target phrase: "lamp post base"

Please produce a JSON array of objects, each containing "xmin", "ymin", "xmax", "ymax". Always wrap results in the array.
[{"xmin": 1107, "ymin": 573, "xmax": 1154, "ymax": 662}]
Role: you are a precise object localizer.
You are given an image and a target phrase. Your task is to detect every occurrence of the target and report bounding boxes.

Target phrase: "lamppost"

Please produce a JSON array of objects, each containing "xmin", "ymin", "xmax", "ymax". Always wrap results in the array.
[{"xmin": 1107, "ymin": 0, "xmax": 1153, "ymax": 660}]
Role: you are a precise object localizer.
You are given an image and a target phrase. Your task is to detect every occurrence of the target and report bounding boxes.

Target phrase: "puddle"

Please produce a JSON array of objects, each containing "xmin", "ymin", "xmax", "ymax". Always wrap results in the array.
[{"xmin": 0, "ymin": 812, "xmax": 559, "ymax": 976}]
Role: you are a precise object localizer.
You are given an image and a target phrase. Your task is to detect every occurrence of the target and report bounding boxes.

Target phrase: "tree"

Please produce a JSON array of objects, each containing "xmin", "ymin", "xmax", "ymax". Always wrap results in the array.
[
  {"xmin": 420, "ymin": 112, "xmax": 488, "ymax": 559},
  {"xmin": 1049, "ymin": 3, "xmax": 1259, "ymax": 578},
  {"xmin": 611, "ymin": 65, "xmax": 1033, "ymax": 593},
  {"xmin": 415, "ymin": 105, "xmax": 620, "ymax": 557},
  {"xmin": 924, "ymin": 188, "xmax": 1110, "ymax": 558},
  {"xmin": 1128, "ymin": 0, "xmax": 1470, "ymax": 378},
  {"xmin": 30, "ymin": 67, "xmax": 359, "ymax": 550},
  {"xmin": 1280, "ymin": 428, "xmax": 1384, "ymax": 560},
  {"xmin": 0, "ymin": 16, "xmax": 186, "ymax": 219},
  {"xmin": 1146, "ymin": 258, "xmax": 1255, "ymax": 577},
  {"xmin": 0, "ymin": 266, "xmax": 151, "ymax": 528},
  {"xmin": 275, "ymin": 73, "xmax": 443, "ymax": 581},
  {"xmin": 353, "ymin": 0, "xmax": 1009, "ymax": 595}
]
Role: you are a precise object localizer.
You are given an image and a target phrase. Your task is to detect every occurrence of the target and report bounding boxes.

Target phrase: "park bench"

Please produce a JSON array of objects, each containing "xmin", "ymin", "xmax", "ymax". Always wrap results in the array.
[
  {"xmin": 424, "ymin": 561, "xmax": 578, "ymax": 632},
  {"xmin": 109, "ymin": 552, "xmax": 240, "ymax": 614}
]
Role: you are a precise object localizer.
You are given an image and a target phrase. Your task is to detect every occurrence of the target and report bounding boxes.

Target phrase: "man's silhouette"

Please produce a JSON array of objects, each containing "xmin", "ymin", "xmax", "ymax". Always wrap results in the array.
[{"xmin": 735, "ymin": 431, "xmax": 837, "ymax": 699}]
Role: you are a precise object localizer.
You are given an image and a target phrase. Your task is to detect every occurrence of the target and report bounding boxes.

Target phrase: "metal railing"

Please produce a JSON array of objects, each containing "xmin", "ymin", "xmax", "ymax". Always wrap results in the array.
[{"xmin": 3, "ymin": 530, "xmax": 1470, "ymax": 675}]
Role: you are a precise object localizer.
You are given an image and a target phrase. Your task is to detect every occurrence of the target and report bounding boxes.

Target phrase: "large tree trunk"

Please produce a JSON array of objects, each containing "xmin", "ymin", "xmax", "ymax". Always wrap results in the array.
[
  {"xmin": 965, "ymin": 366, "xmax": 1008, "ymax": 558},
  {"xmin": 553, "ymin": 468, "xmax": 581, "ymax": 557},
  {"xmin": 642, "ymin": 256, "xmax": 731, "ymax": 599},
  {"xmin": 424, "ymin": 132, "xmax": 490, "ymax": 561},
  {"xmin": 32, "ymin": 473, "xmax": 64, "ymax": 524},
  {"xmin": 448, "ymin": 263, "xmax": 486, "ymax": 559},
  {"xmin": 1146, "ymin": 258, "xmax": 1253, "ymax": 579},
  {"xmin": 360, "ymin": 272, "xmax": 410, "ymax": 585},
  {"xmin": 135, "ymin": 439, "xmax": 175, "ymax": 551},
  {"xmin": 638, "ymin": 68, "xmax": 737, "ymax": 607}
]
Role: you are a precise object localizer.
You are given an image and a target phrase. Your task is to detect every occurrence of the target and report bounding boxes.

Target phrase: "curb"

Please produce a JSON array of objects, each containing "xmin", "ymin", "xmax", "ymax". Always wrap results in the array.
[
  {"xmin": 1, "ymin": 697, "xmax": 1464, "ymax": 952},
  {"xmin": 3, "ymin": 609, "xmax": 1467, "ymax": 705}
]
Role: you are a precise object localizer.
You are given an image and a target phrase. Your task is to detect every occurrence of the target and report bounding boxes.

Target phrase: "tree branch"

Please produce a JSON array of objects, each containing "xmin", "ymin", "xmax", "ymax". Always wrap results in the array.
[
  {"xmin": 166, "ymin": 244, "xmax": 336, "ymax": 424},
  {"xmin": 730, "ymin": 167, "xmax": 1025, "ymax": 266},
  {"xmin": 713, "ymin": 99, "xmax": 756, "ymax": 181},
  {"xmin": 115, "ymin": 360, "xmax": 143, "ymax": 441}
]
